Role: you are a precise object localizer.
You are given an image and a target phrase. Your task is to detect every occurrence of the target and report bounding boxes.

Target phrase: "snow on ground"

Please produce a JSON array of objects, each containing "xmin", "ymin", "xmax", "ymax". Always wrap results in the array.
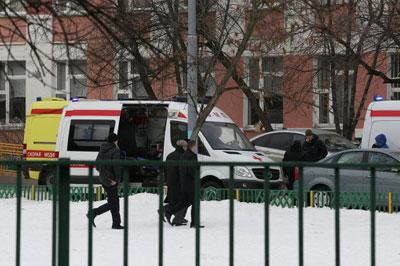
[{"xmin": 1, "ymin": 194, "xmax": 400, "ymax": 266}]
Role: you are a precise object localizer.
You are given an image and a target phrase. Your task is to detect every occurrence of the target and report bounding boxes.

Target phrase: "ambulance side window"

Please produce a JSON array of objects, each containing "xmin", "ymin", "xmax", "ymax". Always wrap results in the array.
[
  {"xmin": 67, "ymin": 120, "xmax": 115, "ymax": 151},
  {"xmin": 170, "ymin": 121, "xmax": 187, "ymax": 147}
]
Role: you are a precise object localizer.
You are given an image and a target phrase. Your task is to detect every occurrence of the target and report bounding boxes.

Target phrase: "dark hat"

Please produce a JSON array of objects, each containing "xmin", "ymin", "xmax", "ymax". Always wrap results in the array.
[
  {"xmin": 305, "ymin": 129, "xmax": 313, "ymax": 136},
  {"xmin": 107, "ymin": 133, "xmax": 118, "ymax": 143}
]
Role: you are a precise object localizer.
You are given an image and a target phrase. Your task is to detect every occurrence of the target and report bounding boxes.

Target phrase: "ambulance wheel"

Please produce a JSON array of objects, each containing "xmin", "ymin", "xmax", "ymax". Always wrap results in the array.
[{"xmin": 38, "ymin": 168, "xmax": 54, "ymax": 186}]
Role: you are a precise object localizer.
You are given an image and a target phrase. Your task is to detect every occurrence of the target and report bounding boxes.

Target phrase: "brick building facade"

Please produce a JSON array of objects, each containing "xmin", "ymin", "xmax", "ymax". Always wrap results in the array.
[{"xmin": 0, "ymin": 1, "xmax": 394, "ymax": 140}]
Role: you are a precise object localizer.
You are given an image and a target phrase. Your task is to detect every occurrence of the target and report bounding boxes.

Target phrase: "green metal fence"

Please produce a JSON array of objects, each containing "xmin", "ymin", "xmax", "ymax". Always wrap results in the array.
[{"xmin": 1, "ymin": 159, "xmax": 399, "ymax": 266}]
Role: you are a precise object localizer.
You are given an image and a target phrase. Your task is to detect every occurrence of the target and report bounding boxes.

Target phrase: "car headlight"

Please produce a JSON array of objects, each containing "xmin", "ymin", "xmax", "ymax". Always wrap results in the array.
[{"xmin": 234, "ymin": 166, "xmax": 252, "ymax": 178}]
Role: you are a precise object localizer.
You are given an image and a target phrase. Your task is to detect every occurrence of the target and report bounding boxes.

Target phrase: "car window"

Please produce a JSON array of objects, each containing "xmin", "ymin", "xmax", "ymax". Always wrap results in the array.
[
  {"xmin": 337, "ymin": 152, "xmax": 364, "ymax": 164},
  {"xmin": 368, "ymin": 152, "xmax": 398, "ymax": 171},
  {"xmin": 252, "ymin": 134, "xmax": 270, "ymax": 147},
  {"xmin": 293, "ymin": 134, "xmax": 305, "ymax": 144},
  {"xmin": 266, "ymin": 133, "xmax": 293, "ymax": 151}
]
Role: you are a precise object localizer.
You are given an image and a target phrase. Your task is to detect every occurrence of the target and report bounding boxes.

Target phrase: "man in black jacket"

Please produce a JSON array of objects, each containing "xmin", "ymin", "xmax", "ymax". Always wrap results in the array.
[
  {"xmin": 282, "ymin": 140, "xmax": 303, "ymax": 189},
  {"xmin": 90, "ymin": 133, "xmax": 124, "ymax": 229},
  {"xmin": 168, "ymin": 140, "xmax": 203, "ymax": 227},
  {"xmin": 302, "ymin": 129, "xmax": 328, "ymax": 162},
  {"xmin": 164, "ymin": 140, "xmax": 188, "ymax": 224}
]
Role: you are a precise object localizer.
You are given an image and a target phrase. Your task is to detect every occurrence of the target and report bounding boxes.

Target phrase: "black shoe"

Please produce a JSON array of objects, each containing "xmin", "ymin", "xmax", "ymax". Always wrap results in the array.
[
  {"xmin": 172, "ymin": 217, "xmax": 188, "ymax": 226},
  {"xmin": 86, "ymin": 213, "xmax": 96, "ymax": 228},
  {"xmin": 157, "ymin": 209, "xmax": 166, "ymax": 222},
  {"xmin": 165, "ymin": 212, "xmax": 172, "ymax": 225},
  {"xmin": 190, "ymin": 223, "xmax": 205, "ymax": 228},
  {"xmin": 112, "ymin": 225, "xmax": 124, "ymax": 230}
]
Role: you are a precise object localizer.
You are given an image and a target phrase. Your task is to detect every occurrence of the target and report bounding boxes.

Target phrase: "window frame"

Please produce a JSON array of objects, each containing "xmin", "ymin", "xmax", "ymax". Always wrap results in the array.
[
  {"xmin": 244, "ymin": 56, "xmax": 284, "ymax": 129},
  {"xmin": 117, "ymin": 60, "xmax": 149, "ymax": 100},
  {"xmin": 67, "ymin": 119, "xmax": 116, "ymax": 152},
  {"xmin": 0, "ymin": 60, "xmax": 26, "ymax": 126},
  {"xmin": 56, "ymin": 60, "xmax": 87, "ymax": 99},
  {"xmin": 53, "ymin": 0, "xmax": 86, "ymax": 15},
  {"xmin": 0, "ymin": 0, "xmax": 27, "ymax": 17}
]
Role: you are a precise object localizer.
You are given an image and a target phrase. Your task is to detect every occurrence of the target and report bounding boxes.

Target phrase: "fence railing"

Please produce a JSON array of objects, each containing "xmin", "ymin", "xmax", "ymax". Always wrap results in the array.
[
  {"xmin": 1, "ymin": 184, "xmax": 399, "ymax": 213},
  {"xmin": 1, "ymin": 159, "xmax": 398, "ymax": 266},
  {"xmin": 0, "ymin": 143, "xmax": 22, "ymax": 175}
]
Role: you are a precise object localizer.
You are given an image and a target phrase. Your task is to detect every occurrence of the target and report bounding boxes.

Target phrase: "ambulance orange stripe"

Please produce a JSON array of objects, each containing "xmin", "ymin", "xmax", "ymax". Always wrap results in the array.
[
  {"xmin": 65, "ymin": 110, "xmax": 121, "ymax": 116},
  {"xmin": 371, "ymin": 110, "xmax": 400, "ymax": 117},
  {"xmin": 31, "ymin": 108, "xmax": 63, "ymax": 114}
]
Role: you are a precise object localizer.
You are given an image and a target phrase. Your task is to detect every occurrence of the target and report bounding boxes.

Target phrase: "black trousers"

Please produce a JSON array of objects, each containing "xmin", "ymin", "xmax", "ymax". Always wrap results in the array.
[
  {"xmin": 93, "ymin": 185, "xmax": 121, "ymax": 226},
  {"xmin": 169, "ymin": 191, "xmax": 195, "ymax": 224}
]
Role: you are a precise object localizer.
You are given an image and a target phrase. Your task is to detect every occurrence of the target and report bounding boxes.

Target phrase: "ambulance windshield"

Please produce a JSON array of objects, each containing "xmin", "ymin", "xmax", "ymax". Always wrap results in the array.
[{"xmin": 201, "ymin": 122, "xmax": 255, "ymax": 151}]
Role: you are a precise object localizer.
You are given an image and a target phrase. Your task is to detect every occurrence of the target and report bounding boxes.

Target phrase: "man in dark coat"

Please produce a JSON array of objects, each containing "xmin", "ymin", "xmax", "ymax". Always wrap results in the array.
[
  {"xmin": 302, "ymin": 129, "xmax": 328, "ymax": 162},
  {"xmin": 164, "ymin": 140, "xmax": 188, "ymax": 224},
  {"xmin": 282, "ymin": 140, "xmax": 303, "ymax": 189},
  {"xmin": 90, "ymin": 133, "xmax": 124, "ymax": 229},
  {"xmin": 168, "ymin": 140, "xmax": 203, "ymax": 227}
]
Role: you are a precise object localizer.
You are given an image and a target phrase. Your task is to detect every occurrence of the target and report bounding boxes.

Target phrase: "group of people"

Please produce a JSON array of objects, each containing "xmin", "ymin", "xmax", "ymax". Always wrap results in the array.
[
  {"xmin": 282, "ymin": 129, "xmax": 328, "ymax": 189},
  {"xmin": 87, "ymin": 132, "xmax": 202, "ymax": 229}
]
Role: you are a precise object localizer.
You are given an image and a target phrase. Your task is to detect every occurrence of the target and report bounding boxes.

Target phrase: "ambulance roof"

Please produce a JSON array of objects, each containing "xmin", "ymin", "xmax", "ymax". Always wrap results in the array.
[
  {"xmin": 65, "ymin": 100, "xmax": 234, "ymax": 123},
  {"xmin": 368, "ymin": 100, "xmax": 400, "ymax": 110}
]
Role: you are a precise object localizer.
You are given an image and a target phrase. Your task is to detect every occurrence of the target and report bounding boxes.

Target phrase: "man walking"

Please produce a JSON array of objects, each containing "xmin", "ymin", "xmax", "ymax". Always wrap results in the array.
[
  {"xmin": 90, "ymin": 133, "xmax": 124, "ymax": 229},
  {"xmin": 302, "ymin": 129, "xmax": 328, "ymax": 162},
  {"xmin": 164, "ymin": 140, "xmax": 188, "ymax": 224},
  {"xmin": 170, "ymin": 140, "xmax": 203, "ymax": 228}
]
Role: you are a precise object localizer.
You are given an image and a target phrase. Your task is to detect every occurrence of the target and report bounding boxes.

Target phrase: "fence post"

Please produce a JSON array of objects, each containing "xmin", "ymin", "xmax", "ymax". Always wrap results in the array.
[
  {"xmin": 334, "ymin": 167, "xmax": 340, "ymax": 266},
  {"xmin": 297, "ymin": 166, "xmax": 304, "ymax": 266},
  {"xmin": 370, "ymin": 167, "xmax": 376, "ymax": 266},
  {"xmin": 123, "ymin": 167, "xmax": 129, "ymax": 266},
  {"xmin": 158, "ymin": 164, "xmax": 164, "ymax": 266},
  {"xmin": 263, "ymin": 166, "xmax": 270, "ymax": 266},
  {"xmin": 228, "ymin": 165, "xmax": 234, "ymax": 266},
  {"xmin": 57, "ymin": 159, "xmax": 70, "ymax": 266},
  {"xmin": 16, "ymin": 164, "xmax": 22, "ymax": 266},
  {"xmin": 195, "ymin": 161, "xmax": 201, "ymax": 266},
  {"xmin": 88, "ymin": 166, "xmax": 93, "ymax": 266}
]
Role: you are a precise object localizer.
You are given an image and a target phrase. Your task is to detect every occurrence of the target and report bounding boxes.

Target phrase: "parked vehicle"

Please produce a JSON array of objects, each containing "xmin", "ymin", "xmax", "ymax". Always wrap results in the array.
[
  {"xmin": 250, "ymin": 129, "xmax": 356, "ymax": 162},
  {"xmin": 22, "ymin": 97, "xmax": 69, "ymax": 181},
  {"xmin": 24, "ymin": 98, "xmax": 282, "ymax": 188},
  {"xmin": 361, "ymin": 100, "xmax": 400, "ymax": 149},
  {"xmin": 294, "ymin": 149, "xmax": 400, "ymax": 207}
]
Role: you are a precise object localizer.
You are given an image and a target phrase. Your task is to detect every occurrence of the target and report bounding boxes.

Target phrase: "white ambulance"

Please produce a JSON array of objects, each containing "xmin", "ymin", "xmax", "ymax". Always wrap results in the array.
[
  {"xmin": 361, "ymin": 100, "xmax": 400, "ymax": 149},
  {"xmin": 42, "ymin": 99, "xmax": 282, "ymax": 188}
]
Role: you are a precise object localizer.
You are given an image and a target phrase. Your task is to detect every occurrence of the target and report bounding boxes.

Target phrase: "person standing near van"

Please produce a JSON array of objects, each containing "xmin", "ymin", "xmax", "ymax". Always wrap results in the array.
[
  {"xmin": 164, "ymin": 140, "xmax": 188, "ymax": 224},
  {"xmin": 302, "ymin": 129, "xmax": 328, "ymax": 162},
  {"xmin": 282, "ymin": 140, "xmax": 303, "ymax": 189},
  {"xmin": 90, "ymin": 133, "xmax": 124, "ymax": 229},
  {"xmin": 373, "ymin": 134, "xmax": 389, "ymax": 148}
]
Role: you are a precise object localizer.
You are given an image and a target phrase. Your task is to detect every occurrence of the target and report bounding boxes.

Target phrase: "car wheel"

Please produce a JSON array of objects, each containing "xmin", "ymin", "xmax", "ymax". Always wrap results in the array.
[{"xmin": 310, "ymin": 185, "xmax": 331, "ymax": 208}]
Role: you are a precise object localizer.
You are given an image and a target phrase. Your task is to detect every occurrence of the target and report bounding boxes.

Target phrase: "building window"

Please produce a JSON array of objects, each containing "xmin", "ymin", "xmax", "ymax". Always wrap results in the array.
[
  {"xmin": 390, "ymin": 54, "xmax": 400, "ymax": 99},
  {"xmin": 54, "ymin": 0, "xmax": 84, "ymax": 13},
  {"xmin": 56, "ymin": 60, "xmax": 87, "ymax": 99},
  {"xmin": 0, "ymin": 61, "xmax": 26, "ymax": 125},
  {"xmin": 118, "ymin": 60, "xmax": 148, "ymax": 99},
  {"xmin": 262, "ymin": 57, "xmax": 283, "ymax": 124},
  {"xmin": 198, "ymin": 57, "xmax": 216, "ymax": 97},
  {"xmin": 316, "ymin": 56, "xmax": 354, "ymax": 125},
  {"xmin": 0, "ymin": 0, "xmax": 25, "ymax": 13},
  {"xmin": 245, "ymin": 56, "xmax": 284, "ymax": 128}
]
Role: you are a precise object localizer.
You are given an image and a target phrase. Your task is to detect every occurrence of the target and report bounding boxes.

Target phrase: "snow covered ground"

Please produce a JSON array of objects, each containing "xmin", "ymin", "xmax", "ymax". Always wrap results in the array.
[{"xmin": 1, "ymin": 193, "xmax": 400, "ymax": 266}]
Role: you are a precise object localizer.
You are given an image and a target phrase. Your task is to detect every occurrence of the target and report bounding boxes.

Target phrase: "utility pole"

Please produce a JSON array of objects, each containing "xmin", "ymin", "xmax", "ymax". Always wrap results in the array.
[{"xmin": 187, "ymin": 0, "xmax": 197, "ymax": 140}]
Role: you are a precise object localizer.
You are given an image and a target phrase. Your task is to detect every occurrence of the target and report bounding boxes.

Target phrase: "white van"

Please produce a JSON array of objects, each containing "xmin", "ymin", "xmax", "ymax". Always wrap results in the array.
[
  {"xmin": 361, "ymin": 100, "xmax": 400, "ymax": 149},
  {"xmin": 48, "ymin": 100, "xmax": 281, "ymax": 188}
]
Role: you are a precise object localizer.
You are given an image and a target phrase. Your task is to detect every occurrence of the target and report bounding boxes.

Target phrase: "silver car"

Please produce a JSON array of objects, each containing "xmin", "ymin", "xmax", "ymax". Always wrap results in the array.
[
  {"xmin": 294, "ymin": 149, "xmax": 400, "ymax": 207},
  {"xmin": 250, "ymin": 129, "xmax": 357, "ymax": 162}
]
